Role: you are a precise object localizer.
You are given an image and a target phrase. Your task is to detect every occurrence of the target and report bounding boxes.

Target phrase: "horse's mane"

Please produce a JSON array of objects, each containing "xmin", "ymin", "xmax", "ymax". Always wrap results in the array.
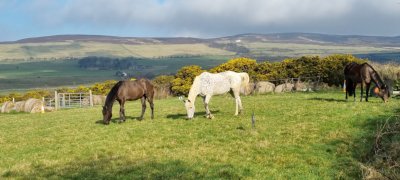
[
  {"xmin": 187, "ymin": 75, "xmax": 201, "ymax": 101},
  {"xmin": 104, "ymin": 81, "xmax": 123, "ymax": 107},
  {"xmin": 363, "ymin": 63, "xmax": 387, "ymax": 89}
]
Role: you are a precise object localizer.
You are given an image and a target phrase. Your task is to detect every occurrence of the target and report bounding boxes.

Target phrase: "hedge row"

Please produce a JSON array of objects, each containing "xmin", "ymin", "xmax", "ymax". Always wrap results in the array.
[
  {"xmin": 171, "ymin": 54, "xmax": 366, "ymax": 95},
  {"xmin": 1, "ymin": 54, "xmax": 385, "ymax": 103}
]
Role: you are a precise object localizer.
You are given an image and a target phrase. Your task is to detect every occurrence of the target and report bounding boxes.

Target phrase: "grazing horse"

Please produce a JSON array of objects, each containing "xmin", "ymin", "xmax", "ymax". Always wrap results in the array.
[
  {"xmin": 102, "ymin": 79, "xmax": 155, "ymax": 124},
  {"xmin": 180, "ymin": 71, "xmax": 249, "ymax": 119},
  {"xmin": 344, "ymin": 62, "xmax": 389, "ymax": 102}
]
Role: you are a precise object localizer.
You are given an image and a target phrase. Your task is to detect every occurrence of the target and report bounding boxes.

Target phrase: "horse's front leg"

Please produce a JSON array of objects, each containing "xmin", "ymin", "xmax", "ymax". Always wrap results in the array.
[
  {"xmin": 138, "ymin": 97, "xmax": 146, "ymax": 120},
  {"xmin": 119, "ymin": 100, "xmax": 126, "ymax": 122},
  {"xmin": 365, "ymin": 83, "xmax": 371, "ymax": 102},
  {"xmin": 360, "ymin": 82, "xmax": 364, "ymax": 102},
  {"xmin": 203, "ymin": 95, "xmax": 214, "ymax": 119}
]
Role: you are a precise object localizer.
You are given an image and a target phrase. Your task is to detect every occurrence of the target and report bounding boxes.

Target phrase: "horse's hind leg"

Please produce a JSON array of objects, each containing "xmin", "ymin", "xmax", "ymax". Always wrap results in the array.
[
  {"xmin": 233, "ymin": 89, "xmax": 242, "ymax": 115},
  {"xmin": 237, "ymin": 96, "xmax": 243, "ymax": 115},
  {"xmin": 147, "ymin": 96, "xmax": 154, "ymax": 119},
  {"xmin": 139, "ymin": 97, "xmax": 146, "ymax": 120},
  {"xmin": 345, "ymin": 80, "xmax": 349, "ymax": 100},
  {"xmin": 365, "ymin": 83, "xmax": 371, "ymax": 102},
  {"xmin": 353, "ymin": 83, "xmax": 357, "ymax": 102}
]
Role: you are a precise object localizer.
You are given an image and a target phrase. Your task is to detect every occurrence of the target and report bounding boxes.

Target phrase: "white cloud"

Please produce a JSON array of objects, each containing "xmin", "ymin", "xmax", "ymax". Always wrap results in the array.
[{"xmin": 5, "ymin": 0, "xmax": 400, "ymax": 38}]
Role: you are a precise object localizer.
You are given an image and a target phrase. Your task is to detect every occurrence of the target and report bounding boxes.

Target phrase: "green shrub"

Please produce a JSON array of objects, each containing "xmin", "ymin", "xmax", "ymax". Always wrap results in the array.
[
  {"xmin": 90, "ymin": 80, "xmax": 118, "ymax": 95},
  {"xmin": 22, "ymin": 90, "xmax": 51, "ymax": 100},
  {"xmin": 171, "ymin": 65, "xmax": 204, "ymax": 96},
  {"xmin": 210, "ymin": 57, "xmax": 257, "ymax": 80}
]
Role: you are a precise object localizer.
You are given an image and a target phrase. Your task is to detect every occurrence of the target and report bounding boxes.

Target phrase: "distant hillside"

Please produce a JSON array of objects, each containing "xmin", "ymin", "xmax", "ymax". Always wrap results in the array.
[
  {"xmin": 214, "ymin": 33, "xmax": 400, "ymax": 47},
  {"xmin": 4, "ymin": 33, "xmax": 400, "ymax": 46},
  {"xmin": 0, "ymin": 33, "xmax": 400, "ymax": 61},
  {"xmin": 1, "ymin": 35, "xmax": 205, "ymax": 45}
]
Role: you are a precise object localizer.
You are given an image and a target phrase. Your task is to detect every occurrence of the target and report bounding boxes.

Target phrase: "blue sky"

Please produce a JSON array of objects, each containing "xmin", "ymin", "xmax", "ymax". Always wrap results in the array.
[{"xmin": 0, "ymin": 0, "xmax": 400, "ymax": 41}]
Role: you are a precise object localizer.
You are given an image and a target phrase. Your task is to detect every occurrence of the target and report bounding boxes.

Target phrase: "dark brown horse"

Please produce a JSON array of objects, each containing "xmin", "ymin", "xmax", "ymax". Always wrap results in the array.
[
  {"xmin": 344, "ymin": 62, "xmax": 389, "ymax": 102},
  {"xmin": 102, "ymin": 79, "xmax": 155, "ymax": 124}
]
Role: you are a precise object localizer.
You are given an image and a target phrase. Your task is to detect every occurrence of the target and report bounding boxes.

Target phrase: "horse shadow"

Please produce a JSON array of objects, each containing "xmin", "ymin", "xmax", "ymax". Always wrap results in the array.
[
  {"xmin": 307, "ymin": 97, "xmax": 347, "ymax": 102},
  {"xmin": 166, "ymin": 110, "xmax": 220, "ymax": 120},
  {"xmin": 95, "ymin": 116, "xmax": 145, "ymax": 125}
]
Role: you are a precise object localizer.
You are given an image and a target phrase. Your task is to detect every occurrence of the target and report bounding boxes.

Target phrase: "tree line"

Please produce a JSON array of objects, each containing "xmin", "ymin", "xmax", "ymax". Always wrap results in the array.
[{"xmin": 78, "ymin": 56, "xmax": 149, "ymax": 70}]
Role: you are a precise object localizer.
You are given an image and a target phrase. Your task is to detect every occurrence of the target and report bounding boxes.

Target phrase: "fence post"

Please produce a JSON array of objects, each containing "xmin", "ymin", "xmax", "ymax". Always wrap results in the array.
[
  {"xmin": 89, "ymin": 90, "xmax": 93, "ymax": 107},
  {"xmin": 41, "ymin": 97, "xmax": 45, "ymax": 113},
  {"xmin": 55, "ymin": 91, "xmax": 59, "ymax": 110},
  {"xmin": 12, "ymin": 98, "xmax": 15, "ymax": 103},
  {"xmin": 61, "ymin": 94, "xmax": 65, "ymax": 107}
]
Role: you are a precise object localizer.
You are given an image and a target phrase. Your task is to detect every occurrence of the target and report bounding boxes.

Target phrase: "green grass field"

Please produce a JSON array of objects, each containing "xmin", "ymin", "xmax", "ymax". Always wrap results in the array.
[
  {"xmin": 0, "ymin": 92, "xmax": 397, "ymax": 179},
  {"xmin": 0, "ymin": 56, "xmax": 230, "ymax": 93},
  {"xmin": 243, "ymin": 42, "xmax": 398, "ymax": 59},
  {"xmin": 1, "ymin": 40, "xmax": 399, "ymax": 62},
  {"xmin": 0, "ymin": 42, "xmax": 234, "ymax": 60}
]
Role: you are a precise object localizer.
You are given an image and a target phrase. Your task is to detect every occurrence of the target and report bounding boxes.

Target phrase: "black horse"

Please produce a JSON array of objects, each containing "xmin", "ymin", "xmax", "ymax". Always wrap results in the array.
[
  {"xmin": 102, "ymin": 79, "xmax": 155, "ymax": 124},
  {"xmin": 344, "ymin": 62, "xmax": 389, "ymax": 102}
]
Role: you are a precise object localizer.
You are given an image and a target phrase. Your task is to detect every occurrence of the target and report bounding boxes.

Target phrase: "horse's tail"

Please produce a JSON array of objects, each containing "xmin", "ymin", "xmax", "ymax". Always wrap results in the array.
[
  {"xmin": 345, "ymin": 79, "xmax": 354, "ymax": 96},
  {"xmin": 239, "ymin": 72, "xmax": 250, "ymax": 88}
]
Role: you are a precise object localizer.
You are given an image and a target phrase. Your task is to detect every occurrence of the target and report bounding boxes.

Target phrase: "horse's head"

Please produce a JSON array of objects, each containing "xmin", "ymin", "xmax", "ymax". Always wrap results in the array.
[
  {"xmin": 102, "ymin": 105, "xmax": 112, "ymax": 124},
  {"xmin": 374, "ymin": 85, "xmax": 390, "ymax": 103},
  {"xmin": 179, "ymin": 96, "xmax": 195, "ymax": 119}
]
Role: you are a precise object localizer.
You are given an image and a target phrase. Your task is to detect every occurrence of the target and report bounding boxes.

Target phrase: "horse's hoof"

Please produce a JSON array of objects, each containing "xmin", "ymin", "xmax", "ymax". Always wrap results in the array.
[{"xmin": 138, "ymin": 118, "xmax": 143, "ymax": 121}]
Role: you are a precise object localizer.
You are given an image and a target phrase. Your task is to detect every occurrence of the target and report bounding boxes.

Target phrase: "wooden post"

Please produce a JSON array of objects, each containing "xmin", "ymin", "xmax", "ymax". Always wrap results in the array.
[
  {"xmin": 55, "ymin": 91, "xmax": 59, "ymax": 110},
  {"xmin": 41, "ymin": 97, "xmax": 45, "ymax": 113},
  {"xmin": 89, "ymin": 90, "xmax": 93, "ymax": 107},
  {"xmin": 12, "ymin": 98, "xmax": 15, "ymax": 103}
]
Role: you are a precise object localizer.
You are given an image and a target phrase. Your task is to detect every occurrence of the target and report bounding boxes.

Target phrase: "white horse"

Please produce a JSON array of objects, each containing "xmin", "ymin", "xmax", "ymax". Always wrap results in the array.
[{"xmin": 180, "ymin": 71, "xmax": 249, "ymax": 119}]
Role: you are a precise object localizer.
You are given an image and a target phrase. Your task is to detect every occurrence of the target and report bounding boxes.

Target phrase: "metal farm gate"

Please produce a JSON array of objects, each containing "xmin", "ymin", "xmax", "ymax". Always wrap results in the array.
[{"xmin": 50, "ymin": 91, "xmax": 94, "ymax": 110}]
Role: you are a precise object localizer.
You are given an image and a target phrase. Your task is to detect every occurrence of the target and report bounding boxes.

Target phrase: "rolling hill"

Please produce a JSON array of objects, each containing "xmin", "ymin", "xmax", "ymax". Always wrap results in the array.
[
  {"xmin": 1, "ymin": 33, "xmax": 400, "ymax": 61},
  {"xmin": 4, "ymin": 33, "xmax": 400, "ymax": 46}
]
